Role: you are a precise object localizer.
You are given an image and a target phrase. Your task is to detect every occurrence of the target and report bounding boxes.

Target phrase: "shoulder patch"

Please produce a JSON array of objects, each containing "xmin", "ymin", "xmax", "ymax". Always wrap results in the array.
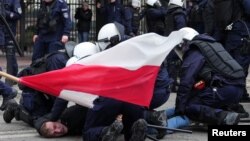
[{"xmin": 61, "ymin": 8, "xmax": 68, "ymax": 12}]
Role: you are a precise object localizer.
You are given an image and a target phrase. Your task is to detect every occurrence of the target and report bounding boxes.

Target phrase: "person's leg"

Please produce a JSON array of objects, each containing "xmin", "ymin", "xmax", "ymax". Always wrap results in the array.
[
  {"xmin": 0, "ymin": 81, "xmax": 17, "ymax": 110},
  {"xmin": 32, "ymin": 39, "xmax": 46, "ymax": 61},
  {"xmin": 83, "ymin": 32, "xmax": 89, "ymax": 42},
  {"xmin": 122, "ymin": 103, "xmax": 144, "ymax": 141},
  {"xmin": 83, "ymin": 98, "xmax": 121, "ymax": 141},
  {"xmin": 5, "ymin": 41, "xmax": 18, "ymax": 85},
  {"xmin": 185, "ymin": 86, "xmax": 243, "ymax": 125},
  {"xmin": 78, "ymin": 31, "xmax": 83, "ymax": 43}
]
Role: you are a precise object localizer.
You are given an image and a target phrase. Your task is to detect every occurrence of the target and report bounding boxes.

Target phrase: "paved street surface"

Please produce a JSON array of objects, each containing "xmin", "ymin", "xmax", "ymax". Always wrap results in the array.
[{"xmin": 0, "ymin": 55, "xmax": 249, "ymax": 141}]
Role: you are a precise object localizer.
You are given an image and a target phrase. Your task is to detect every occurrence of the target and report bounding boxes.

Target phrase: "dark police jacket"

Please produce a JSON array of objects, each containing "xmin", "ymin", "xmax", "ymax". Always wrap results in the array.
[
  {"xmin": 36, "ymin": 0, "xmax": 72, "ymax": 42},
  {"xmin": 175, "ymin": 34, "xmax": 245, "ymax": 114}
]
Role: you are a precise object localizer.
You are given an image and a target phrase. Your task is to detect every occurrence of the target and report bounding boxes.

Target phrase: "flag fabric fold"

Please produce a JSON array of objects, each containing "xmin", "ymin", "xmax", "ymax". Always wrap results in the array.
[{"xmin": 20, "ymin": 31, "xmax": 185, "ymax": 108}]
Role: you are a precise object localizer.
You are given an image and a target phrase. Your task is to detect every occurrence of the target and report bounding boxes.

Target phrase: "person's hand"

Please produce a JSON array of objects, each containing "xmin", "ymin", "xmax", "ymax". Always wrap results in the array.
[
  {"xmin": 61, "ymin": 35, "xmax": 69, "ymax": 44},
  {"xmin": 97, "ymin": 2, "xmax": 101, "ymax": 8},
  {"xmin": 33, "ymin": 35, "xmax": 38, "ymax": 43}
]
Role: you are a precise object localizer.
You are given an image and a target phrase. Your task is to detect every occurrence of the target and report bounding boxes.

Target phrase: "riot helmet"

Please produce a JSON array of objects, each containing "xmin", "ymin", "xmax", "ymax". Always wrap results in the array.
[
  {"xmin": 97, "ymin": 22, "xmax": 125, "ymax": 51},
  {"xmin": 132, "ymin": 0, "xmax": 141, "ymax": 8},
  {"xmin": 175, "ymin": 27, "xmax": 199, "ymax": 60},
  {"xmin": 180, "ymin": 27, "xmax": 199, "ymax": 41},
  {"xmin": 146, "ymin": 0, "xmax": 161, "ymax": 7},
  {"xmin": 169, "ymin": 0, "xmax": 184, "ymax": 7},
  {"xmin": 66, "ymin": 42, "xmax": 98, "ymax": 66}
]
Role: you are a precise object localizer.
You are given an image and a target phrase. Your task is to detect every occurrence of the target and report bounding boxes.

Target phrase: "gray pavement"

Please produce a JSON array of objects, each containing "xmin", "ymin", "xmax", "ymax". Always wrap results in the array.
[{"xmin": 0, "ymin": 55, "xmax": 249, "ymax": 141}]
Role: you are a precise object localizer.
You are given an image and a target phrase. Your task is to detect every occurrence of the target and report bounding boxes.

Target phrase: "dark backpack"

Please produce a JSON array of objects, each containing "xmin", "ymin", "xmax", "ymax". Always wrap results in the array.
[{"xmin": 18, "ymin": 52, "xmax": 60, "ymax": 90}]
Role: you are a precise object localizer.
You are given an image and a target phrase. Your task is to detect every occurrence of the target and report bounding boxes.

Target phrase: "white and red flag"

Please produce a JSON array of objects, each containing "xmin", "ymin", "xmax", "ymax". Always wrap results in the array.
[{"xmin": 19, "ymin": 32, "xmax": 185, "ymax": 108}]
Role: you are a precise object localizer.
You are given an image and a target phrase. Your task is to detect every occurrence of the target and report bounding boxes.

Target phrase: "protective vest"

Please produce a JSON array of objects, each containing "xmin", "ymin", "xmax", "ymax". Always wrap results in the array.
[
  {"xmin": 38, "ymin": 1, "xmax": 58, "ymax": 33},
  {"xmin": 190, "ymin": 40, "xmax": 245, "ymax": 80}
]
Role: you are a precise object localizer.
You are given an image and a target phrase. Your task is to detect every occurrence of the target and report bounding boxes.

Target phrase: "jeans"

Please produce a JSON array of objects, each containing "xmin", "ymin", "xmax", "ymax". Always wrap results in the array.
[{"xmin": 78, "ymin": 31, "xmax": 89, "ymax": 43}]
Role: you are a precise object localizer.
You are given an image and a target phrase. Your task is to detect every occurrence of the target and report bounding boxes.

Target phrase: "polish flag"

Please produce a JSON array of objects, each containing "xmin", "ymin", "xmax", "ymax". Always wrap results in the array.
[{"xmin": 19, "ymin": 31, "xmax": 185, "ymax": 108}]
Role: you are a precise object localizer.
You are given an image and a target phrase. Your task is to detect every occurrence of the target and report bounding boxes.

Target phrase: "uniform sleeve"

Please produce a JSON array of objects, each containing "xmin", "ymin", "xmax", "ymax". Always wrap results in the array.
[
  {"xmin": 61, "ymin": 1, "xmax": 72, "ymax": 36},
  {"xmin": 147, "ymin": 7, "xmax": 167, "ymax": 19},
  {"xmin": 5, "ymin": 0, "xmax": 22, "ymax": 20},
  {"xmin": 123, "ymin": 8, "xmax": 133, "ymax": 34},
  {"xmin": 174, "ymin": 10, "xmax": 187, "ymax": 30},
  {"xmin": 175, "ymin": 50, "xmax": 205, "ymax": 115}
]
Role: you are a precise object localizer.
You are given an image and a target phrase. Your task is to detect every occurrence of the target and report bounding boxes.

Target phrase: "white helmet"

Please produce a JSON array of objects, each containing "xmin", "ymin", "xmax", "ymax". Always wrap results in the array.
[
  {"xmin": 174, "ymin": 27, "xmax": 199, "ymax": 60},
  {"xmin": 169, "ymin": 0, "xmax": 184, "ymax": 7},
  {"xmin": 66, "ymin": 56, "xmax": 78, "ymax": 66},
  {"xmin": 73, "ymin": 42, "xmax": 98, "ymax": 59},
  {"xmin": 66, "ymin": 42, "xmax": 98, "ymax": 66},
  {"xmin": 97, "ymin": 23, "xmax": 121, "ymax": 51},
  {"xmin": 179, "ymin": 27, "xmax": 199, "ymax": 41},
  {"xmin": 132, "ymin": 0, "xmax": 141, "ymax": 8},
  {"xmin": 146, "ymin": 0, "xmax": 158, "ymax": 6}
]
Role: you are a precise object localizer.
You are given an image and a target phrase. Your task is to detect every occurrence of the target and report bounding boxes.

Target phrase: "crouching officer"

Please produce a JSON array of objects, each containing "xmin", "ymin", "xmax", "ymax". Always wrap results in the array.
[
  {"xmin": 0, "ymin": 0, "xmax": 22, "ymax": 85},
  {"xmin": 32, "ymin": 0, "xmax": 72, "ymax": 61},
  {"xmin": 174, "ymin": 27, "xmax": 245, "ymax": 125},
  {"xmin": 2, "ymin": 42, "xmax": 76, "ymax": 126}
]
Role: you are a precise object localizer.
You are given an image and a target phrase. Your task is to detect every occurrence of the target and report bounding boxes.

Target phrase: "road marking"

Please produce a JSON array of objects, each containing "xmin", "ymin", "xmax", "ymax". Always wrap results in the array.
[{"xmin": 0, "ymin": 130, "xmax": 38, "ymax": 139}]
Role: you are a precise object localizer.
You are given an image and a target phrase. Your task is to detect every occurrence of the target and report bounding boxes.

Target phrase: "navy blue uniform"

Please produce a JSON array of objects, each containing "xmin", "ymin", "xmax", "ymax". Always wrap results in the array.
[
  {"xmin": 32, "ymin": 0, "xmax": 72, "ymax": 61},
  {"xmin": 150, "ymin": 64, "xmax": 172, "ymax": 109},
  {"xmin": 83, "ymin": 98, "xmax": 144, "ymax": 141},
  {"xmin": 18, "ymin": 52, "xmax": 69, "ymax": 125},
  {"xmin": 144, "ymin": 6, "xmax": 167, "ymax": 35},
  {"xmin": 187, "ymin": 0, "xmax": 208, "ymax": 34},
  {"xmin": 123, "ymin": 6, "xmax": 143, "ymax": 36},
  {"xmin": 164, "ymin": 4, "xmax": 187, "ymax": 92},
  {"xmin": 224, "ymin": 20, "xmax": 250, "ymax": 100},
  {"xmin": 98, "ymin": 0, "xmax": 124, "ymax": 25},
  {"xmin": 176, "ymin": 35, "xmax": 245, "ymax": 124},
  {"xmin": 0, "ymin": 79, "xmax": 14, "ymax": 100},
  {"xmin": 0, "ymin": 0, "xmax": 22, "ymax": 77}
]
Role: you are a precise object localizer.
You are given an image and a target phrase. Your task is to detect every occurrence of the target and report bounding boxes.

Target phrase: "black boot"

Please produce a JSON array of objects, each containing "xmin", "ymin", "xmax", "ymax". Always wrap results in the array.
[
  {"xmin": 101, "ymin": 120, "xmax": 123, "ymax": 141},
  {"xmin": 3, "ymin": 99, "xmax": 19, "ymax": 123},
  {"xmin": 219, "ymin": 111, "xmax": 240, "ymax": 125},
  {"xmin": 130, "ymin": 119, "xmax": 147, "ymax": 141},
  {"xmin": 145, "ymin": 110, "xmax": 167, "ymax": 139},
  {"xmin": 227, "ymin": 104, "xmax": 249, "ymax": 118}
]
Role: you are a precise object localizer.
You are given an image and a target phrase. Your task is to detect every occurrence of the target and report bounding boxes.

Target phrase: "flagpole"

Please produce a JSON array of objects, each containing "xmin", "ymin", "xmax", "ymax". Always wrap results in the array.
[{"xmin": 0, "ymin": 71, "xmax": 20, "ymax": 82}]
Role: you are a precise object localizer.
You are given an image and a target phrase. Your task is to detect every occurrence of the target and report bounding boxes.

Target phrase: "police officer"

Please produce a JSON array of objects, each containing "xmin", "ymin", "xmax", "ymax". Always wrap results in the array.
[
  {"xmin": 83, "ymin": 23, "xmax": 145, "ymax": 141},
  {"xmin": 83, "ymin": 22, "xmax": 172, "ymax": 141},
  {"xmin": 32, "ymin": 0, "xmax": 72, "ymax": 61},
  {"xmin": 174, "ymin": 27, "xmax": 245, "ymax": 125},
  {"xmin": 186, "ymin": 0, "xmax": 208, "ymax": 34},
  {"xmin": 123, "ymin": 0, "xmax": 143, "ymax": 36},
  {"xmin": 97, "ymin": 0, "xmax": 125, "ymax": 25},
  {"xmin": 3, "ymin": 42, "xmax": 77, "ymax": 126},
  {"xmin": 224, "ymin": 0, "xmax": 250, "ymax": 102},
  {"xmin": 0, "ymin": 0, "xmax": 22, "ymax": 85},
  {"xmin": 164, "ymin": 0, "xmax": 187, "ymax": 92},
  {"xmin": 144, "ymin": 0, "xmax": 167, "ymax": 36}
]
